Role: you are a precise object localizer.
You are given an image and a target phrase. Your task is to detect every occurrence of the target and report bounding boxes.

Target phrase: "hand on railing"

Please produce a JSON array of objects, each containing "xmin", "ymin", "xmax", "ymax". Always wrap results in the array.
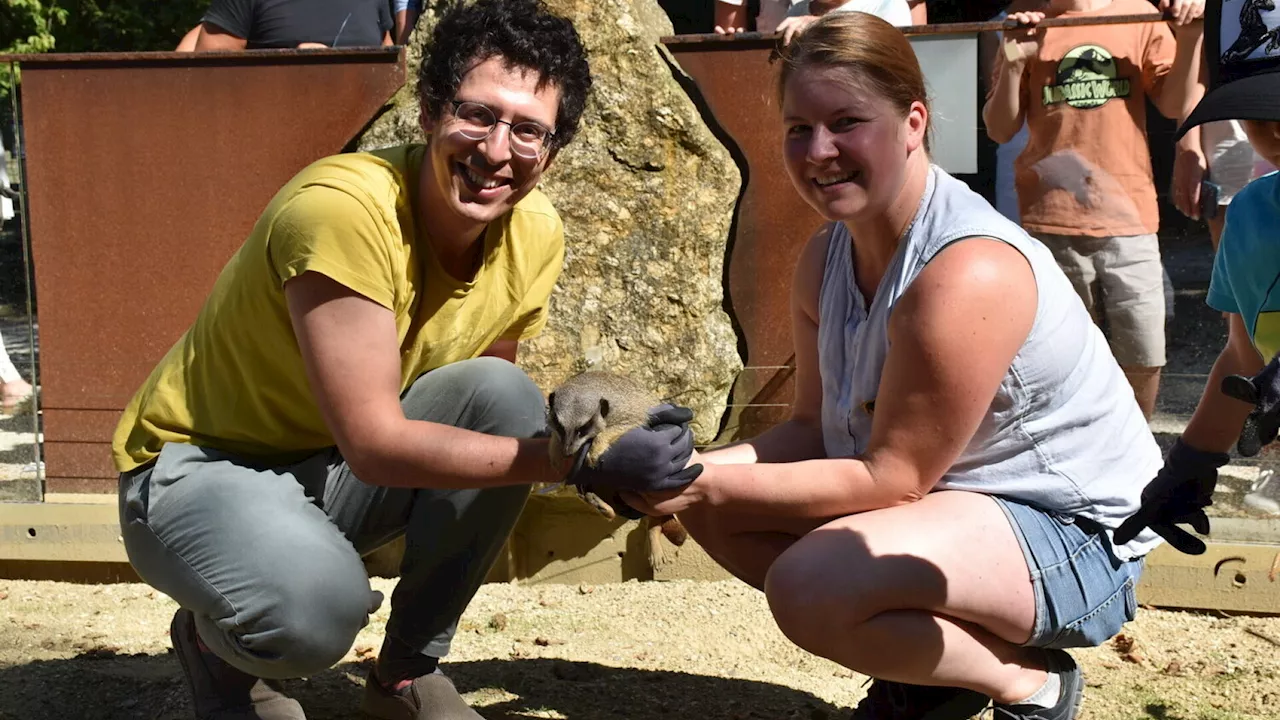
[
  {"xmin": 1158, "ymin": 0, "xmax": 1205, "ymax": 27},
  {"xmin": 1001, "ymin": 12, "xmax": 1046, "ymax": 65}
]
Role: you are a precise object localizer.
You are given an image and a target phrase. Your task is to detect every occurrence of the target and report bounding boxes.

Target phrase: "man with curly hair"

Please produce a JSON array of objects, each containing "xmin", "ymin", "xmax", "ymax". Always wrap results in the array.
[{"xmin": 113, "ymin": 1, "xmax": 698, "ymax": 718}]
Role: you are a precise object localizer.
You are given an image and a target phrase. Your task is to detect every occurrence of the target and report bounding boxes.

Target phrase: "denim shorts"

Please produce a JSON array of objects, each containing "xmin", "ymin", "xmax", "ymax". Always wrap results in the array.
[{"xmin": 994, "ymin": 496, "xmax": 1143, "ymax": 649}]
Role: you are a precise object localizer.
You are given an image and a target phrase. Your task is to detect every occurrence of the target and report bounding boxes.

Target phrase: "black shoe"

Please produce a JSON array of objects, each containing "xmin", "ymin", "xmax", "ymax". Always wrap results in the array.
[
  {"xmin": 169, "ymin": 608, "xmax": 306, "ymax": 720},
  {"xmin": 991, "ymin": 650, "xmax": 1084, "ymax": 720},
  {"xmin": 851, "ymin": 678, "xmax": 991, "ymax": 719}
]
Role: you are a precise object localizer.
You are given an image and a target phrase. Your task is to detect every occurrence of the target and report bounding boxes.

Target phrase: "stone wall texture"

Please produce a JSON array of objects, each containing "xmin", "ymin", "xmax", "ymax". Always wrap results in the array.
[{"xmin": 358, "ymin": 0, "xmax": 743, "ymax": 442}]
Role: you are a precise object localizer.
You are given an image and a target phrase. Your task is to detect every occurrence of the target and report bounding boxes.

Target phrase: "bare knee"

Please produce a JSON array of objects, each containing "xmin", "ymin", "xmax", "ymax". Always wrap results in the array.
[{"xmin": 764, "ymin": 543, "xmax": 847, "ymax": 652}]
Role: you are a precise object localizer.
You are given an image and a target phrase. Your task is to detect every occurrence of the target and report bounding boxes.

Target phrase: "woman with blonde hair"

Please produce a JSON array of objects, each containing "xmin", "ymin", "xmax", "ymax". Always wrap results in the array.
[{"xmin": 624, "ymin": 12, "xmax": 1165, "ymax": 720}]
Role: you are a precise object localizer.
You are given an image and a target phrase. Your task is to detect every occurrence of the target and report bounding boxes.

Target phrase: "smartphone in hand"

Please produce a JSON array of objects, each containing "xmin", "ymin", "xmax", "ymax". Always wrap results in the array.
[{"xmin": 1200, "ymin": 179, "xmax": 1222, "ymax": 220}]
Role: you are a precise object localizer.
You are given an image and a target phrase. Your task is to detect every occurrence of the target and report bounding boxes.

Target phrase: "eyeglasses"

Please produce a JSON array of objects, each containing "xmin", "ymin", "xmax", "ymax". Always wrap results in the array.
[{"xmin": 448, "ymin": 100, "xmax": 555, "ymax": 159}]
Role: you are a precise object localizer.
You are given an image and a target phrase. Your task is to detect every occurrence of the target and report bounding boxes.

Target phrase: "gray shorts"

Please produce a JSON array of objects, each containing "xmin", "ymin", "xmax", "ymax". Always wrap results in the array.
[{"xmin": 1035, "ymin": 232, "xmax": 1166, "ymax": 368}]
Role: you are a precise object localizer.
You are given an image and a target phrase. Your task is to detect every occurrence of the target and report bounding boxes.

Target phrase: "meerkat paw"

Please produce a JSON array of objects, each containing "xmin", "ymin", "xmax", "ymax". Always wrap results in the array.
[
  {"xmin": 647, "ymin": 519, "xmax": 675, "ymax": 571},
  {"xmin": 579, "ymin": 489, "xmax": 618, "ymax": 521}
]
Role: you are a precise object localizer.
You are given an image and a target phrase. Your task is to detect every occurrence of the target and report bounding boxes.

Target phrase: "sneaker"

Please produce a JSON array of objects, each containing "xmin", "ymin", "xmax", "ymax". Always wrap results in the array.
[
  {"xmin": 169, "ymin": 608, "xmax": 306, "ymax": 720},
  {"xmin": 1244, "ymin": 469, "xmax": 1280, "ymax": 515},
  {"xmin": 360, "ymin": 669, "xmax": 482, "ymax": 720},
  {"xmin": 851, "ymin": 678, "xmax": 991, "ymax": 719},
  {"xmin": 991, "ymin": 650, "xmax": 1084, "ymax": 720}
]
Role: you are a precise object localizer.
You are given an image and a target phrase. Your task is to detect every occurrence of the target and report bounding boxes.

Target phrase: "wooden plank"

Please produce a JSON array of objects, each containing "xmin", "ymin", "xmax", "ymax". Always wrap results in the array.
[
  {"xmin": 1137, "ymin": 542, "xmax": 1280, "ymax": 615},
  {"xmin": 0, "ymin": 502, "xmax": 125, "ymax": 562},
  {"xmin": 2, "ymin": 499, "xmax": 1276, "ymax": 616}
]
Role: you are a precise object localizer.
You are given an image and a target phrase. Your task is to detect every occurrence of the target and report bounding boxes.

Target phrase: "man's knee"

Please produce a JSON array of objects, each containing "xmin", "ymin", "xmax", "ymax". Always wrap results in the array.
[
  {"xmin": 405, "ymin": 357, "xmax": 546, "ymax": 438},
  {"xmin": 209, "ymin": 569, "xmax": 375, "ymax": 679}
]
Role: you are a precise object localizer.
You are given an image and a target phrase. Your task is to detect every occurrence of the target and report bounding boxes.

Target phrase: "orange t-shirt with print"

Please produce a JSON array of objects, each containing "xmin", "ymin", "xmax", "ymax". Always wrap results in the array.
[{"xmin": 999, "ymin": 0, "xmax": 1175, "ymax": 237}]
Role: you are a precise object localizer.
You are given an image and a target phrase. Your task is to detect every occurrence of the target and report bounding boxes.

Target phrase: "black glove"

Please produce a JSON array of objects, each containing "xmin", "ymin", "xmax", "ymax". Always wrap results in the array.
[
  {"xmin": 1113, "ymin": 438, "xmax": 1229, "ymax": 555},
  {"xmin": 579, "ymin": 483, "xmax": 647, "ymax": 520},
  {"xmin": 568, "ymin": 404, "xmax": 703, "ymax": 493},
  {"xmin": 1221, "ymin": 354, "xmax": 1280, "ymax": 457}
]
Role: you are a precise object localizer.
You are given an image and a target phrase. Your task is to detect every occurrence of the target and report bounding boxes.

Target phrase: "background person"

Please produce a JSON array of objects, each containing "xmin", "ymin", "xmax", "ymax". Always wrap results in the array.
[{"xmin": 983, "ymin": 0, "xmax": 1206, "ymax": 420}]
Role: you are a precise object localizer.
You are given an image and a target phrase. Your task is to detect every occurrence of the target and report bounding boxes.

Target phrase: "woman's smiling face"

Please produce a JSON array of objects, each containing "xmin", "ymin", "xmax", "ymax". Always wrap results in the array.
[{"xmin": 781, "ymin": 65, "xmax": 924, "ymax": 222}]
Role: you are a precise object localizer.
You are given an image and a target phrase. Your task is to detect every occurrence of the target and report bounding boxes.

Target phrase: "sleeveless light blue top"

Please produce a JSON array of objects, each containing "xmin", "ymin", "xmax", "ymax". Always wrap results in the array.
[{"xmin": 817, "ymin": 166, "xmax": 1162, "ymax": 561}]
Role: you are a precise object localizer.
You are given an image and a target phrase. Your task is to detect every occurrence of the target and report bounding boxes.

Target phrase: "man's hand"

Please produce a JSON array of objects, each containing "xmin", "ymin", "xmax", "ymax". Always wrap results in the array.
[
  {"xmin": 1221, "ymin": 354, "xmax": 1280, "ymax": 456},
  {"xmin": 1172, "ymin": 135, "xmax": 1208, "ymax": 219},
  {"xmin": 1001, "ymin": 12, "xmax": 1046, "ymax": 65},
  {"xmin": 777, "ymin": 15, "xmax": 818, "ymax": 46},
  {"xmin": 1114, "ymin": 438, "xmax": 1229, "ymax": 555},
  {"xmin": 569, "ymin": 405, "xmax": 703, "ymax": 493},
  {"xmin": 1159, "ymin": 0, "xmax": 1206, "ymax": 26},
  {"xmin": 620, "ymin": 449, "xmax": 712, "ymax": 516}
]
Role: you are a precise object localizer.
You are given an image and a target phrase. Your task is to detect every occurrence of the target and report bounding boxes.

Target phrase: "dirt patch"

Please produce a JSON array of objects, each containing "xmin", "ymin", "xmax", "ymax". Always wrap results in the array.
[{"xmin": 0, "ymin": 578, "xmax": 1277, "ymax": 719}]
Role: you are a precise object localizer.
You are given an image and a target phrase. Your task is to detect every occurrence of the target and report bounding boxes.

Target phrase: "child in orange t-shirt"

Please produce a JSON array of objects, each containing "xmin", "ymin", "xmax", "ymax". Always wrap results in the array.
[{"xmin": 983, "ymin": 0, "xmax": 1205, "ymax": 419}]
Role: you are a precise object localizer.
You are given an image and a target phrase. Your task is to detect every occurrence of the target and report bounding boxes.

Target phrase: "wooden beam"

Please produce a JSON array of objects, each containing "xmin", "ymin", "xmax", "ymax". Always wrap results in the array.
[
  {"xmin": 1137, "ymin": 542, "xmax": 1280, "ymax": 615},
  {"xmin": 0, "ymin": 502, "xmax": 126, "ymax": 563},
  {"xmin": 2, "ymin": 500, "xmax": 1277, "ymax": 615}
]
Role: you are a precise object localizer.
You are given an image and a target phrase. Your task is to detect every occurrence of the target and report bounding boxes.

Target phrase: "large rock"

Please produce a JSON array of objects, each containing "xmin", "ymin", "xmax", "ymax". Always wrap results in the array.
[{"xmin": 358, "ymin": 0, "xmax": 742, "ymax": 442}]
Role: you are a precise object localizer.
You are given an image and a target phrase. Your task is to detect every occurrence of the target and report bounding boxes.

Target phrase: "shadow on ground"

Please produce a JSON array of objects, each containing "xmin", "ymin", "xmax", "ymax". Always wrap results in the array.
[{"xmin": 0, "ymin": 653, "xmax": 849, "ymax": 720}]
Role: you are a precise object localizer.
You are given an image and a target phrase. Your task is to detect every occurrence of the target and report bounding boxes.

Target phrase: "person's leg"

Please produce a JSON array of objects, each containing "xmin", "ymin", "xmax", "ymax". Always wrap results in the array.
[
  {"xmin": 316, "ymin": 357, "xmax": 543, "ymax": 681},
  {"xmin": 1037, "ymin": 234, "xmax": 1101, "ymax": 326},
  {"xmin": 0, "ymin": 327, "xmax": 32, "ymax": 412},
  {"xmin": 119, "ymin": 443, "xmax": 378, "ymax": 682},
  {"xmin": 1097, "ymin": 233, "xmax": 1166, "ymax": 419},
  {"xmin": 761, "ymin": 491, "xmax": 1042, "ymax": 701},
  {"xmin": 760, "ymin": 491, "xmax": 1138, "ymax": 717},
  {"xmin": 1207, "ymin": 210, "xmax": 1227, "ymax": 252}
]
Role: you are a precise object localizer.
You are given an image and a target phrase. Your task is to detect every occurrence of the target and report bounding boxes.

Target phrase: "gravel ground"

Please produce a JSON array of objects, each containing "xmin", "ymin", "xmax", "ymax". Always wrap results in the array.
[{"xmin": 1, "ymin": 578, "xmax": 1278, "ymax": 720}]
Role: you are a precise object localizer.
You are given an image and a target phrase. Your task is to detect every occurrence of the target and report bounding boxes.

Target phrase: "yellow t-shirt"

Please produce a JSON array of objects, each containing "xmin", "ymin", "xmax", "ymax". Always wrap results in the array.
[{"xmin": 112, "ymin": 144, "xmax": 564, "ymax": 472}]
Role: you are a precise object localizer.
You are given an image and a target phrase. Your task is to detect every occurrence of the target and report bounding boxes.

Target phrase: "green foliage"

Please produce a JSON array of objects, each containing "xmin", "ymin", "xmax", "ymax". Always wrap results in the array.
[
  {"xmin": 1, "ymin": 0, "xmax": 68, "ymax": 98},
  {"xmin": 53, "ymin": 0, "xmax": 207, "ymax": 53},
  {"xmin": 1, "ymin": 1, "xmax": 206, "ymax": 114}
]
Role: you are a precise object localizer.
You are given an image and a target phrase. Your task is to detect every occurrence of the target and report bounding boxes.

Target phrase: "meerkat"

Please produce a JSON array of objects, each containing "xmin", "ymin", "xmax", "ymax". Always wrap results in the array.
[{"xmin": 547, "ymin": 370, "xmax": 691, "ymax": 568}]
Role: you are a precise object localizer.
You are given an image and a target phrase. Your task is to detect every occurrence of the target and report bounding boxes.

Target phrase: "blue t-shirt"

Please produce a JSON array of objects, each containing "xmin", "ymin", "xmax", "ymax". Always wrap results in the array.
[{"xmin": 1208, "ymin": 172, "xmax": 1280, "ymax": 360}]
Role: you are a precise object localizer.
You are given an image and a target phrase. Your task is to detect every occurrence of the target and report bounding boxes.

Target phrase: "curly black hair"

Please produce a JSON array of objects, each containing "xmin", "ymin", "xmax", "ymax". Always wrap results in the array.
[{"xmin": 418, "ymin": 0, "xmax": 592, "ymax": 150}]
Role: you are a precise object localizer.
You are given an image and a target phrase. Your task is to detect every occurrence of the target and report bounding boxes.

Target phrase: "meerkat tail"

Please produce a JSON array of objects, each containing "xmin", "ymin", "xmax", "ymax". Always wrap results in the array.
[{"xmin": 657, "ymin": 515, "xmax": 689, "ymax": 546}]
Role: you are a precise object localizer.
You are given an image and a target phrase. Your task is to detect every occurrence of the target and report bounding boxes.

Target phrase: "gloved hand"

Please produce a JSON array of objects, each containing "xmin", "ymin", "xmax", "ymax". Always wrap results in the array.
[
  {"xmin": 1221, "ymin": 354, "xmax": 1280, "ymax": 457},
  {"xmin": 1113, "ymin": 438, "xmax": 1229, "ymax": 555},
  {"xmin": 568, "ymin": 404, "xmax": 703, "ymax": 493},
  {"xmin": 580, "ymin": 484, "xmax": 646, "ymax": 520}
]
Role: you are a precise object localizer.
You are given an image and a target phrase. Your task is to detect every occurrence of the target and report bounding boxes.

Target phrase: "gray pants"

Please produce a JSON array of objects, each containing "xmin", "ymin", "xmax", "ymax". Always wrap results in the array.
[{"xmin": 118, "ymin": 357, "xmax": 542, "ymax": 680}]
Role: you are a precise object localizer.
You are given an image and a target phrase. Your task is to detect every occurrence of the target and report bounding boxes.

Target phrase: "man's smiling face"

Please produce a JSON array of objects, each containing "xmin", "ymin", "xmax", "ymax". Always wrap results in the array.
[{"xmin": 420, "ymin": 55, "xmax": 561, "ymax": 239}]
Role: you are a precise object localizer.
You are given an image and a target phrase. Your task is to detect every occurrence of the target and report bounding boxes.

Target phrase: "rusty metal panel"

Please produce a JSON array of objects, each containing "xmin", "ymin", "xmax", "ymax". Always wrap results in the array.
[
  {"xmin": 12, "ymin": 49, "xmax": 405, "ymax": 492},
  {"xmin": 665, "ymin": 39, "xmax": 818, "ymax": 441}
]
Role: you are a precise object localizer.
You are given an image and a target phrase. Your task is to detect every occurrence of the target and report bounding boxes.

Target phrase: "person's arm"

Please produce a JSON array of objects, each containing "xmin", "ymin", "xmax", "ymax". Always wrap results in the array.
[
  {"xmin": 480, "ymin": 339, "xmax": 519, "ymax": 363},
  {"xmin": 175, "ymin": 25, "xmax": 202, "ymax": 51},
  {"xmin": 907, "ymin": 0, "xmax": 927, "ymax": 25},
  {"xmin": 194, "ymin": 22, "xmax": 249, "ymax": 50},
  {"xmin": 982, "ymin": 11, "xmax": 1042, "ymax": 144},
  {"xmin": 1171, "ymin": 36, "xmax": 1209, "ymax": 219},
  {"xmin": 194, "ymin": 0, "xmax": 253, "ymax": 51},
  {"xmin": 644, "ymin": 237, "xmax": 1037, "ymax": 519},
  {"xmin": 285, "ymin": 272, "xmax": 565, "ymax": 489},
  {"xmin": 1182, "ymin": 315, "xmax": 1264, "ymax": 452},
  {"xmin": 393, "ymin": 0, "xmax": 420, "ymax": 45},
  {"xmin": 1150, "ymin": 4, "xmax": 1205, "ymax": 120}
]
